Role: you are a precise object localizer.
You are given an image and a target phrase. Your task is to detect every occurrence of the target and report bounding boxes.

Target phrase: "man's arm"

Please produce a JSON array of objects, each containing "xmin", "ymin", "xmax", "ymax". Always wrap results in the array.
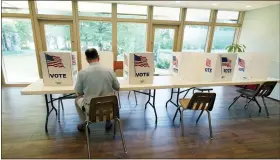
[
  {"xmin": 74, "ymin": 72, "xmax": 84, "ymax": 96},
  {"xmin": 110, "ymin": 70, "xmax": 120, "ymax": 91}
]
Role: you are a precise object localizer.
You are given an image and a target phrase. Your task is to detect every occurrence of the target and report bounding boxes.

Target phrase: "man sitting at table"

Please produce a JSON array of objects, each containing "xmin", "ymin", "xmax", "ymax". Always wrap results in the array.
[{"xmin": 74, "ymin": 48, "xmax": 120, "ymax": 132}]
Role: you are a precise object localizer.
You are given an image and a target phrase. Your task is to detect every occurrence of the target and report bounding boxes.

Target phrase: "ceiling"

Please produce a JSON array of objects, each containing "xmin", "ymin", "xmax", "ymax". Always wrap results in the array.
[{"xmin": 106, "ymin": 1, "xmax": 280, "ymax": 11}]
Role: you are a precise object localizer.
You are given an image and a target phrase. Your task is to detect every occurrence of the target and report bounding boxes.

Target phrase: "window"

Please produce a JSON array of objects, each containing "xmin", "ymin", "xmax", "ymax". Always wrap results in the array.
[
  {"xmin": 153, "ymin": 7, "xmax": 180, "ymax": 21},
  {"xmin": 153, "ymin": 28, "xmax": 175, "ymax": 74},
  {"xmin": 2, "ymin": 1, "xmax": 29, "ymax": 14},
  {"xmin": 78, "ymin": 2, "xmax": 111, "ymax": 17},
  {"xmin": 36, "ymin": 1, "xmax": 72, "ymax": 15},
  {"xmin": 80, "ymin": 21, "xmax": 112, "ymax": 51},
  {"xmin": 44, "ymin": 24, "xmax": 72, "ymax": 51},
  {"xmin": 117, "ymin": 4, "xmax": 147, "ymax": 19},
  {"xmin": 185, "ymin": 9, "xmax": 211, "ymax": 22},
  {"xmin": 2, "ymin": 18, "xmax": 39, "ymax": 83},
  {"xmin": 211, "ymin": 27, "xmax": 236, "ymax": 53},
  {"xmin": 182, "ymin": 25, "xmax": 209, "ymax": 52},
  {"xmin": 216, "ymin": 11, "xmax": 239, "ymax": 24},
  {"xmin": 117, "ymin": 23, "xmax": 147, "ymax": 61}
]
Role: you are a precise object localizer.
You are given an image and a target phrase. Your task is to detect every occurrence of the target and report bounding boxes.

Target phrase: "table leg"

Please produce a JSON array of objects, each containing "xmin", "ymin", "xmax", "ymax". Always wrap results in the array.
[
  {"xmin": 144, "ymin": 89, "xmax": 158, "ymax": 123},
  {"xmin": 49, "ymin": 94, "xmax": 58, "ymax": 116},
  {"xmin": 165, "ymin": 88, "xmax": 174, "ymax": 109},
  {"xmin": 151, "ymin": 89, "xmax": 158, "ymax": 123},
  {"xmin": 145, "ymin": 90, "xmax": 151, "ymax": 110},
  {"xmin": 44, "ymin": 94, "xmax": 50, "ymax": 133}
]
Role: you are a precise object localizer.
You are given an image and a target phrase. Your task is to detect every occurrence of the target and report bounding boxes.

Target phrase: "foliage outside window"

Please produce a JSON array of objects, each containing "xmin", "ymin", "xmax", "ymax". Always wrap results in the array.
[
  {"xmin": 80, "ymin": 21, "xmax": 112, "ymax": 52},
  {"xmin": 44, "ymin": 24, "xmax": 72, "ymax": 51},
  {"xmin": 117, "ymin": 4, "xmax": 147, "ymax": 19},
  {"xmin": 117, "ymin": 23, "xmax": 147, "ymax": 61},
  {"xmin": 2, "ymin": 18, "xmax": 39, "ymax": 83},
  {"xmin": 78, "ymin": 2, "xmax": 111, "ymax": 17},
  {"xmin": 153, "ymin": 28, "xmax": 175, "ymax": 72},
  {"xmin": 211, "ymin": 26, "xmax": 236, "ymax": 53},
  {"xmin": 182, "ymin": 25, "xmax": 209, "ymax": 52}
]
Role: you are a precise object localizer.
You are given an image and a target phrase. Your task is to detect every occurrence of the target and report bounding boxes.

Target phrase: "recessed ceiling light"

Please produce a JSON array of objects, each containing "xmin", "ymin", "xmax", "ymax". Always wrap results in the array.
[
  {"xmin": 176, "ymin": 1, "xmax": 181, "ymax": 3},
  {"xmin": 246, "ymin": 5, "xmax": 252, "ymax": 8},
  {"xmin": 212, "ymin": 3, "xmax": 218, "ymax": 6}
]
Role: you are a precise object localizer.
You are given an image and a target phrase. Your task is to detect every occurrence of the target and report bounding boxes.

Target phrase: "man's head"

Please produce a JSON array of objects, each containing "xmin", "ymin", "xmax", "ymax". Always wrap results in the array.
[{"xmin": 85, "ymin": 48, "xmax": 99, "ymax": 63}]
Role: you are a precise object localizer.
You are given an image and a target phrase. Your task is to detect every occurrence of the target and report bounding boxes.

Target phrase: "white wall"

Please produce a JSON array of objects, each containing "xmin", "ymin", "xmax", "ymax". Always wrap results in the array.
[{"xmin": 239, "ymin": 4, "xmax": 280, "ymax": 100}]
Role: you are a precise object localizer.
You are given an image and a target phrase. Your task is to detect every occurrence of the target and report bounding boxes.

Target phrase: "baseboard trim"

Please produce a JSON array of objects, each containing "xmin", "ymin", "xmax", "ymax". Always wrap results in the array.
[{"xmin": 267, "ymin": 97, "xmax": 280, "ymax": 102}]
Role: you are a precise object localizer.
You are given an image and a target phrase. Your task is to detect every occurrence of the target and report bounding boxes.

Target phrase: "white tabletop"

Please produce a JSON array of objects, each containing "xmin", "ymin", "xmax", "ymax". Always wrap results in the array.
[{"xmin": 21, "ymin": 76, "xmax": 280, "ymax": 95}]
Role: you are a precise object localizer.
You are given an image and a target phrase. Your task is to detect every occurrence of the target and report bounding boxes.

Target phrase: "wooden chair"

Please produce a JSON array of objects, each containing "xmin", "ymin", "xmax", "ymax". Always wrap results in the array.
[
  {"xmin": 173, "ymin": 92, "xmax": 216, "ymax": 139},
  {"xmin": 228, "ymin": 81, "xmax": 277, "ymax": 118},
  {"xmin": 85, "ymin": 95, "xmax": 127, "ymax": 158}
]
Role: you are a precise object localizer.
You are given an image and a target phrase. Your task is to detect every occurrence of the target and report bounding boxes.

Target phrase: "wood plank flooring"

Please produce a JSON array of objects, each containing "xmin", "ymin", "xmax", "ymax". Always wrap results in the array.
[{"xmin": 1, "ymin": 86, "xmax": 280, "ymax": 158}]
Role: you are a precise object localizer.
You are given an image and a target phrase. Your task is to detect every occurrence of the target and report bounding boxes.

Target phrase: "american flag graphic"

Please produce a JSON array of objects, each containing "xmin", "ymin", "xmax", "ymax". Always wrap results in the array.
[
  {"xmin": 238, "ymin": 58, "xmax": 245, "ymax": 68},
  {"xmin": 124, "ymin": 55, "xmax": 128, "ymax": 66},
  {"xmin": 221, "ymin": 57, "xmax": 231, "ymax": 67},
  {"xmin": 72, "ymin": 55, "xmax": 76, "ymax": 65},
  {"xmin": 45, "ymin": 54, "xmax": 65, "ymax": 68},
  {"xmin": 173, "ymin": 56, "xmax": 178, "ymax": 68},
  {"xmin": 206, "ymin": 58, "xmax": 211, "ymax": 67},
  {"xmin": 134, "ymin": 54, "xmax": 149, "ymax": 67}
]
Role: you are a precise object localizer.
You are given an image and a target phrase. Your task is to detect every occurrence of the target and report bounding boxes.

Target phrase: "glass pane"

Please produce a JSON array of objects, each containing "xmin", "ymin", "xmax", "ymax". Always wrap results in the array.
[
  {"xmin": 182, "ymin": 25, "xmax": 208, "ymax": 52},
  {"xmin": 153, "ymin": 7, "xmax": 180, "ymax": 21},
  {"xmin": 117, "ymin": 23, "xmax": 147, "ymax": 61},
  {"xmin": 153, "ymin": 28, "xmax": 175, "ymax": 74},
  {"xmin": 117, "ymin": 4, "xmax": 147, "ymax": 19},
  {"xmin": 2, "ymin": 18, "xmax": 39, "ymax": 83},
  {"xmin": 78, "ymin": 2, "xmax": 111, "ymax": 17},
  {"xmin": 185, "ymin": 9, "xmax": 210, "ymax": 22},
  {"xmin": 36, "ymin": 1, "xmax": 72, "ymax": 15},
  {"xmin": 216, "ymin": 11, "xmax": 239, "ymax": 24},
  {"xmin": 80, "ymin": 21, "xmax": 112, "ymax": 51},
  {"xmin": 211, "ymin": 27, "xmax": 236, "ymax": 53},
  {"xmin": 44, "ymin": 25, "xmax": 72, "ymax": 51},
  {"xmin": 2, "ymin": 1, "xmax": 29, "ymax": 14}
]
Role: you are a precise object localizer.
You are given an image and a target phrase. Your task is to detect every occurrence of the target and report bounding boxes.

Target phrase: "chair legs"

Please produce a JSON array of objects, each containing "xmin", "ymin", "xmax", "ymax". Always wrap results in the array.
[
  {"xmin": 85, "ymin": 122, "xmax": 91, "ymax": 159},
  {"xmin": 127, "ymin": 91, "xmax": 131, "ymax": 99},
  {"xmin": 244, "ymin": 97, "xmax": 253, "ymax": 118},
  {"xmin": 85, "ymin": 119, "xmax": 127, "ymax": 159},
  {"xmin": 116, "ymin": 118, "xmax": 127, "ymax": 153},
  {"xmin": 262, "ymin": 97, "xmax": 270, "ymax": 118},
  {"xmin": 228, "ymin": 94, "xmax": 242, "ymax": 109},
  {"xmin": 117, "ymin": 92, "xmax": 121, "ymax": 108},
  {"xmin": 206, "ymin": 111, "xmax": 213, "ymax": 139},
  {"xmin": 196, "ymin": 110, "xmax": 204, "ymax": 123},
  {"xmin": 254, "ymin": 98, "xmax": 262, "ymax": 113},
  {"xmin": 128, "ymin": 91, "xmax": 138, "ymax": 105},
  {"xmin": 180, "ymin": 110, "xmax": 184, "ymax": 137}
]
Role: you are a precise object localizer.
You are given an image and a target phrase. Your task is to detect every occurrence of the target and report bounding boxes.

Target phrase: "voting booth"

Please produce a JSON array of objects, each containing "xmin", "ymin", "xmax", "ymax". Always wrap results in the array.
[
  {"xmin": 40, "ymin": 51, "xmax": 78, "ymax": 86},
  {"xmin": 233, "ymin": 53, "xmax": 271, "ymax": 81},
  {"xmin": 81, "ymin": 51, "xmax": 114, "ymax": 70},
  {"xmin": 170, "ymin": 52, "xmax": 220, "ymax": 82},
  {"xmin": 123, "ymin": 52, "xmax": 154, "ymax": 84},
  {"xmin": 213, "ymin": 53, "xmax": 237, "ymax": 81}
]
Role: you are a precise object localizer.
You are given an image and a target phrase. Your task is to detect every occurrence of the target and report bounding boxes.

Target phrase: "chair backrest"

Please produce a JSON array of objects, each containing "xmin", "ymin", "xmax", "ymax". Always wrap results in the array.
[
  {"xmin": 115, "ymin": 69, "xmax": 123, "ymax": 77},
  {"xmin": 187, "ymin": 93, "xmax": 216, "ymax": 111},
  {"xmin": 254, "ymin": 81, "xmax": 277, "ymax": 97},
  {"xmin": 114, "ymin": 61, "xmax": 123, "ymax": 71},
  {"xmin": 89, "ymin": 95, "xmax": 119, "ymax": 122}
]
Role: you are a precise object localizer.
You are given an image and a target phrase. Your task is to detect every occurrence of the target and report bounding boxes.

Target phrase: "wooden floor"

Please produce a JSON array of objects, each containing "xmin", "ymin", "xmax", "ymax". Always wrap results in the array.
[{"xmin": 2, "ymin": 86, "xmax": 280, "ymax": 158}]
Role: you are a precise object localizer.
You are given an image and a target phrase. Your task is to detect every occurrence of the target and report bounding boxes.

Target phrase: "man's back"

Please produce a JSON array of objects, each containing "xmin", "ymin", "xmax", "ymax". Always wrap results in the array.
[{"xmin": 75, "ymin": 62, "xmax": 119, "ymax": 105}]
